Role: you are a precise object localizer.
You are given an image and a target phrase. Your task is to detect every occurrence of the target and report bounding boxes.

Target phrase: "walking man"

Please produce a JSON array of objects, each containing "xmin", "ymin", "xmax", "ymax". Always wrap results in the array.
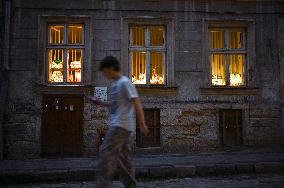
[{"xmin": 88, "ymin": 56, "xmax": 148, "ymax": 188}]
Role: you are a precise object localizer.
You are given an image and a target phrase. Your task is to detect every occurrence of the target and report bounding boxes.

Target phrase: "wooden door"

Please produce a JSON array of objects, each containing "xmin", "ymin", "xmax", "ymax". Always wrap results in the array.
[
  {"xmin": 42, "ymin": 95, "xmax": 83, "ymax": 157},
  {"xmin": 136, "ymin": 109, "xmax": 160, "ymax": 148},
  {"xmin": 220, "ymin": 109, "xmax": 242, "ymax": 147}
]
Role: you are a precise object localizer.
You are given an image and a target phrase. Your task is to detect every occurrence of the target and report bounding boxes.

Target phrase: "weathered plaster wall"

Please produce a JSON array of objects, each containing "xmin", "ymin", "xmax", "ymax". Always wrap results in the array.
[{"xmin": 3, "ymin": 0, "xmax": 284, "ymax": 159}]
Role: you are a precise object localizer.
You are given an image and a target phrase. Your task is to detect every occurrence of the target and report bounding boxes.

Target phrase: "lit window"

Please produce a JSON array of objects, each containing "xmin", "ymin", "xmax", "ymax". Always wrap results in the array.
[
  {"xmin": 48, "ymin": 49, "xmax": 64, "ymax": 82},
  {"xmin": 47, "ymin": 24, "xmax": 84, "ymax": 83},
  {"xmin": 129, "ymin": 26, "xmax": 166, "ymax": 85},
  {"xmin": 209, "ymin": 28, "xmax": 246, "ymax": 86}
]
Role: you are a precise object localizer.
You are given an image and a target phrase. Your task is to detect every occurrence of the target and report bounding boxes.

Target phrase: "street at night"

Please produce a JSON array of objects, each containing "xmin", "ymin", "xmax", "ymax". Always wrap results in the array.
[{"xmin": 2, "ymin": 174, "xmax": 284, "ymax": 188}]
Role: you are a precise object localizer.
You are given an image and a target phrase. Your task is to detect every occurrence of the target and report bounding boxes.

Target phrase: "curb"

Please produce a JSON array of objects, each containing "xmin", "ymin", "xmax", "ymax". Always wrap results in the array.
[{"xmin": 1, "ymin": 162, "xmax": 284, "ymax": 184}]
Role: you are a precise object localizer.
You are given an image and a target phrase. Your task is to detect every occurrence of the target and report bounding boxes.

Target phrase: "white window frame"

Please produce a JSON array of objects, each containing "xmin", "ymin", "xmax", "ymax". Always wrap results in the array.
[
  {"xmin": 46, "ymin": 23, "xmax": 85, "ymax": 84},
  {"xmin": 209, "ymin": 27, "xmax": 247, "ymax": 87},
  {"xmin": 128, "ymin": 26, "xmax": 167, "ymax": 85}
]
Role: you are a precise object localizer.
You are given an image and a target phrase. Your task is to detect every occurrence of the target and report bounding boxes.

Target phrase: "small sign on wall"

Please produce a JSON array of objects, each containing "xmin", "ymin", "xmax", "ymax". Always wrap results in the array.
[{"xmin": 94, "ymin": 87, "xmax": 108, "ymax": 101}]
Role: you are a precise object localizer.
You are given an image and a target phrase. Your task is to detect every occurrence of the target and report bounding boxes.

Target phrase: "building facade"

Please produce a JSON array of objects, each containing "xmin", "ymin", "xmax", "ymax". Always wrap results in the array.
[{"xmin": 2, "ymin": 0, "xmax": 284, "ymax": 159}]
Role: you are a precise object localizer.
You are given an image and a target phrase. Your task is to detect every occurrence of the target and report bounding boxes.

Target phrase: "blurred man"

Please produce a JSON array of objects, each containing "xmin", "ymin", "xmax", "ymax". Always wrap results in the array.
[{"xmin": 88, "ymin": 56, "xmax": 148, "ymax": 188}]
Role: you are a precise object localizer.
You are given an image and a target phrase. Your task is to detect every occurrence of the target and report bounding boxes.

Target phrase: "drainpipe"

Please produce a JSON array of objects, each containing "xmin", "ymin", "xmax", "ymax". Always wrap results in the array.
[{"xmin": 0, "ymin": 0, "xmax": 11, "ymax": 160}]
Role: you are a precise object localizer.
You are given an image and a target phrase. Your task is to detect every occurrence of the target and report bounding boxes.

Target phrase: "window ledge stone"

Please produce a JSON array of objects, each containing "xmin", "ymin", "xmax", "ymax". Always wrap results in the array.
[
  {"xmin": 33, "ymin": 84, "xmax": 94, "ymax": 94},
  {"xmin": 136, "ymin": 86, "xmax": 178, "ymax": 96},
  {"xmin": 200, "ymin": 87, "xmax": 260, "ymax": 96}
]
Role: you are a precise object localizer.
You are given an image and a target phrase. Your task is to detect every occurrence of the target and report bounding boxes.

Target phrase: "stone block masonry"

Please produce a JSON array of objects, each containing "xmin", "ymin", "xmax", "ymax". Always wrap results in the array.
[{"xmin": 2, "ymin": 0, "xmax": 284, "ymax": 159}]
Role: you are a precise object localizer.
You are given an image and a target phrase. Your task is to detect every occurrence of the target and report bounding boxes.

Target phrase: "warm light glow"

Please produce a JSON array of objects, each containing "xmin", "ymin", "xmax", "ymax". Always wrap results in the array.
[
  {"xmin": 210, "ymin": 29, "xmax": 245, "ymax": 86},
  {"xmin": 49, "ymin": 49, "xmax": 64, "ymax": 83},
  {"xmin": 212, "ymin": 75, "xmax": 225, "ymax": 86},
  {"xmin": 67, "ymin": 49, "xmax": 82, "ymax": 82},
  {"xmin": 150, "ymin": 52, "xmax": 164, "ymax": 84},
  {"xmin": 150, "ymin": 68, "xmax": 164, "ymax": 84},
  {"xmin": 229, "ymin": 54, "xmax": 244, "ymax": 86},
  {"xmin": 68, "ymin": 25, "xmax": 83, "ymax": 44},
  {"xmin": 49, "ymin": 26, "xmax": 64, "ymax": 44},
  {"xmin": 230, "ymin": 31, "xmax": 243, "ymax": 49},
  {"xmin": 132, "ymin": 73, "xmax": 146, "ymax": 84},
  {"xmin": 211, "ymin": 54, "xmax": 226, "ymax": 86},
  {"xmin": 150, "ymin": 27, "xmax": 164, "ymax": 46},
  {"xmin": 131, "ymin": 51, "xmax": 146, "ymax": 84},
  {"xmin": 51, "ymin": 71, "xmax": 63, "ymax": 82},
  {"xmin": 130, "ymin": 27, "xmax": 145, "ymax": 46},
  {"xmin": 130, "ymin": 26, "xmax": 166, "ymax": 85},
  {"xmin": 210, "ymin": 30, "xmax": 224, "ymax": 49},
  {"xmin": 230, "ymin": 74, "xmax": 242, "ymax": 86}
]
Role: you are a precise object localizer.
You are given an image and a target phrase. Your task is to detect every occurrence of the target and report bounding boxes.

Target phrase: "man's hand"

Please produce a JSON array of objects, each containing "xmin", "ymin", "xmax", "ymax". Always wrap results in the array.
[
  {"xmin": 87, "ymin": 96, "xmax": 100, "ymax": 105},
  {"xmin": 139, "ymin": 122, "xmax": 149, "ymax": 137},
  {"xmin": 87, "ymin": 96, "xmax": 113, "ymax": 107},
  {"xmin": 133, "ymin": 97, "xmax": 148, "ymax": 137}
]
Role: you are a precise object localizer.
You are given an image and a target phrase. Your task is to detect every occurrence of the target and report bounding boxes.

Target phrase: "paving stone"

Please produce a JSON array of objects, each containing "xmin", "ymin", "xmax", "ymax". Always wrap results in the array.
[
  {"xmin": 255, "ymin": 162, "xmax": 284, "ymax": 173},
  {"xmin": 148, "ymin": 166, "xmax": 176, "ymax": 178},
  {"xmin": 2, "ymin": 174, "xmax": 284, "ymax": 188},
  {"xmin": 235, "ymin": 163, "xmax": 255, "ymax": 174},
  {"xmin": 215, "ymin": 164, "xmax": 236, "ymax": 175},
  {"xmin": 174, "ymin": 165, "xmax": 196, "ymax": 177}
]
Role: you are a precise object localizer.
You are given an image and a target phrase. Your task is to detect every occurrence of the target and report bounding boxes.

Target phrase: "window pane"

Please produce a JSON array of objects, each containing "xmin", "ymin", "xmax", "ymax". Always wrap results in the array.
[
  {"xmin": 131, "ymin": 51, "xmax": 146, "ymax": 84},
  {"xmin": 230, "ymin": 31, "xmax": 243, "ymax": 49},
  {"xmin": 229, "ymin": 54, "xmax": 244, "ymax": 86},
  {"xmin": 130, "ymin": 27, "xmax": 145, "ymax": 46},
  {"xmin": 150, "ymin": 52, "xmax": 164, "ymax": 84},
  {"xmin": 68, "ymin": 25, "xmax": 83, "ymax": 44},
  {"xmin": 67, "ymin": 49, "xmax": 82, "ymax": 82},
  {"xmin": 49, "ymin": 49, "xmax": 64, "ymax": 82},
  {"xmin": 150, "ymin": 27, "xmax": 165, "ymax": 46},
  {"xmin": 49, "ymin": 26, "xmax": 64, "ymax": 44},
  {"xmin": 211, "ymin": 54, "xmax": 226, "ymax": 86},
  {"xmin": 210, "ymin": 30, "xmax": 225, "ymax": 49}
]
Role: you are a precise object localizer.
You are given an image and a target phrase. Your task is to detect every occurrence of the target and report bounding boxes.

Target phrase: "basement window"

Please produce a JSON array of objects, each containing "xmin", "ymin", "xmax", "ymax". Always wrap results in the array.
[
  {"xmin": 48, "ymin": 24, "xmax": 84, "ymax": 83},
  {"xmin": 136, "ymin": 109, "xmax": 160, "ymax": 148},
  {"xmin": 210, "ymin": 29, "xmax": 246, "ymax": 87},
  {"xmin": 129, "ymin": 26, "xmax": 166, "ymax": 85}
]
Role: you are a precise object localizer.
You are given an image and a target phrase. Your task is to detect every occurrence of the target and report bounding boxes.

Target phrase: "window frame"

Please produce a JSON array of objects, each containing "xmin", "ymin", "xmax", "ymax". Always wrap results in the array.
[
  {"xmin": 46, "ymin": 23, "xmax": 85, "ymax": 84},
  {"xmin": 128, "ymin": 25, "xmax": 167, "ymax": 86},
  {"xmin": 121, "ymin": 17, "xmax": 175, "ymax": 87},
  {"xmin": 209, "ymin": 27, "xmax": 247, "ymax": 87}
]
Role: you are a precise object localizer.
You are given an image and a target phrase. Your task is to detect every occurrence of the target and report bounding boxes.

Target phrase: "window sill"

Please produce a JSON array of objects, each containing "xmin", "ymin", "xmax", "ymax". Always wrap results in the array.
[
  {"xmin": 200, "ymin": 87, "xmax": 260, "ymax": 96},
  {"xmin": 136, "ymin": 85, "xmax": 178, "ymax": 96},
  {"xmin": 33, "ymin": 84, "xmax": 94, "ymax": 94}
]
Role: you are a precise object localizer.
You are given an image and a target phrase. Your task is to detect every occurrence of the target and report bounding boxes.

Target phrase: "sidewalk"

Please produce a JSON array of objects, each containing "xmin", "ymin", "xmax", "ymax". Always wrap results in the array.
[{"xmin": 1, "ymin": 148, "xmax": 284, "ymax": 184}]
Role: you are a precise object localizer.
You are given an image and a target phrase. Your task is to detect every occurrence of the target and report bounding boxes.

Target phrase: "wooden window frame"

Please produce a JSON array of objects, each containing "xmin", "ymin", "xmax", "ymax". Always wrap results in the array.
[
  {"xmin": 129, "ymin": 26, "xmax": 167, "ymax": 85},
  {"xmin": 47, "ymin": 24, "xmax": 85, "ymax": 84},
  {"xmin": 202, "ymin": 20, "xmax": 257, "ymax": 89},
  {"xmin": 209, "ymin": 28, "xmax": 247, "ymax": 87},
  {"xmin": 38, "ymin": 16, "xmax": 92, "ymax": 86},
  {"xmin": 121, "ymin": 18, "xmax": 175, "ymax": 87}
]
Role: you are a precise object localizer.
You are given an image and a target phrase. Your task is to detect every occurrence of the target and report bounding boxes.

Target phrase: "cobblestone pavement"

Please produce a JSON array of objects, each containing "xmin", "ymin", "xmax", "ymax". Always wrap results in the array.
[{"xmin": 2, "ymin": 174, "xmax": 284, "ymax": 188}]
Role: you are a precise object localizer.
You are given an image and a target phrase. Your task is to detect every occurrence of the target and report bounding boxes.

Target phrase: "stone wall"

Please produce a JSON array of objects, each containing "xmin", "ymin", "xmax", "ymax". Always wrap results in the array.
[{"xmin": 3, "ymin": 0, "xmax": 284, "ymax": 159}]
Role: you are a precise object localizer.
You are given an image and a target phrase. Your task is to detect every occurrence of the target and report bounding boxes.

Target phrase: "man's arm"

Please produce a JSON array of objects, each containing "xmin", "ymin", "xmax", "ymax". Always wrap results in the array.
[
  {"xmin": 133, "ymin": 97, "xmax": 148, "ymax": 136},
  {"xmin": 87, "ymin": 96, "xmax": 113, "ymax": 107}
]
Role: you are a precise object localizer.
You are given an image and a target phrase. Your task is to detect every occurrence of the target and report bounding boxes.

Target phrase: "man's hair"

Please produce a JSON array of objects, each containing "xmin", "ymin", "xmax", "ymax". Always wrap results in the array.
[{"xmin": 99, "ymin": 56, "xmax": 120, "ymax": 71}]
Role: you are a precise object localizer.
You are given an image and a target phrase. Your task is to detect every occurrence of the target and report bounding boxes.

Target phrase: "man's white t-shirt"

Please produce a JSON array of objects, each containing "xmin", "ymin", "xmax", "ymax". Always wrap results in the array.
[{"xmin": 109, "ymin": 76, "xmax": 138, "ymax": 132}]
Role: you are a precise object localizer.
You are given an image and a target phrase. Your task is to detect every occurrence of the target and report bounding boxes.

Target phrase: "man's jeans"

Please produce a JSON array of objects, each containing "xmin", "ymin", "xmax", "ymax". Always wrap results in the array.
[{"xmin": 96, "ymin": 127, "xmax": 136, "ymax": 188}]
